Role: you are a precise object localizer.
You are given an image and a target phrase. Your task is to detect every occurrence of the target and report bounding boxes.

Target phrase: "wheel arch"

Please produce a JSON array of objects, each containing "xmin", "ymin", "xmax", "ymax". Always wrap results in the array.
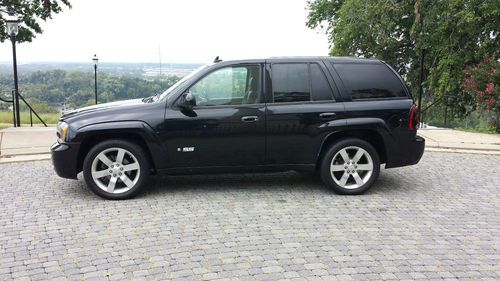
[
  {"xmin": 316, "ymin": 129, "xmax": 388, "ymax": 169},
  {"xmin": 74, "ymin": 122, "xmax": 162, "ymax": 175}
]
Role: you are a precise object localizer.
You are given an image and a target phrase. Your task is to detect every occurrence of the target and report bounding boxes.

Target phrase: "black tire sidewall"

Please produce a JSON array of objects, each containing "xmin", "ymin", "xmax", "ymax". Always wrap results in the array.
[
  {"xmin": 320, "ymin": 138, "xmax": 380, "ymax": 195},
  {"xmin": 83, "ymin": 140, "xmax": 149, "ymax": 200}
]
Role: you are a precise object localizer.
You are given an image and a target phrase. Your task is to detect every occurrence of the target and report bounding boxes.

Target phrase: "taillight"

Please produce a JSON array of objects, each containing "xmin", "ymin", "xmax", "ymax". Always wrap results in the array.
[{"xmin": 408, "ymin": 105, "xmax": 420, "ymax": 130}]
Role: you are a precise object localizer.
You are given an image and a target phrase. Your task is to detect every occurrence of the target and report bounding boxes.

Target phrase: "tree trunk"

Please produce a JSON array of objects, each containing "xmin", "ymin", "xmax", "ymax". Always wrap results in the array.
[{"xmin": 496, "ymin": 109, "xmax": 500, "ymax": 133}]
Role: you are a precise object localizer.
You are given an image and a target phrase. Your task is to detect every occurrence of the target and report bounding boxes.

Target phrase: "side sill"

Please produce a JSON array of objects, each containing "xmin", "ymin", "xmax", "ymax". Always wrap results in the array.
[{"xmin": 157, "ymin": 164, "xmax": 316, "ymax": 176}]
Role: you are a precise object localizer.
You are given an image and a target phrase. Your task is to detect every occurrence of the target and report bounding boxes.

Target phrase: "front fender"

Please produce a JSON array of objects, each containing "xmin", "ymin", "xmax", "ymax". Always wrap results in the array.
[{"xmin": 71, "ymin": 121, "xmax": 168, "ymax": 170}]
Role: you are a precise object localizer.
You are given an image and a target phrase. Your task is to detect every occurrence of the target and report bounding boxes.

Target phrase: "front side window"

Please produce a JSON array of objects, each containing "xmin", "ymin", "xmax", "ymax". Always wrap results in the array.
[
  {"xmin": 272, "ymin": 63, "xmax": 311, "ymax": 103},
  {"xmin": 189, "ymin": 65, "xmax": 261, "ymax": 106}
]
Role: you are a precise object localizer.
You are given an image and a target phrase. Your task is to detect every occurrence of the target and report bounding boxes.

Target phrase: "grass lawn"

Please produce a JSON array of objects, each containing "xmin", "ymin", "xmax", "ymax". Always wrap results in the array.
[{"xmin": 0, "ymin": 110, "xmax": 60, "ymax": 126}]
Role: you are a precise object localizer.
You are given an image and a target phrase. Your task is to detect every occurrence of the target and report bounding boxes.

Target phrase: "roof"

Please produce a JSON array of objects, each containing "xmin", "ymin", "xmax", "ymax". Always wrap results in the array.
[{"xmin": 211, "ymin": 56, "xmax": 381, "ymax": 65}]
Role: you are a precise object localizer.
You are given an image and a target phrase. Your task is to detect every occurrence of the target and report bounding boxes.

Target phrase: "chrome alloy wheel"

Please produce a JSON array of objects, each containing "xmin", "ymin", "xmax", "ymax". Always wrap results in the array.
[
  {"xmin": 330, "ymin": 146, "xmax": 374, "ymax": 189},
  {"xmin": 91, "ymin": 147, "xmax": 140, "ymax": 194}
]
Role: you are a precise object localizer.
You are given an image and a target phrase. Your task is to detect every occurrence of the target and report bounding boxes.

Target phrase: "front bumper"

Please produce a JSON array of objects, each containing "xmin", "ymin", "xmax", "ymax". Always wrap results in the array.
[{"xmin": 51, "ymin": 141, "xmax": 80, "ymax": 179}]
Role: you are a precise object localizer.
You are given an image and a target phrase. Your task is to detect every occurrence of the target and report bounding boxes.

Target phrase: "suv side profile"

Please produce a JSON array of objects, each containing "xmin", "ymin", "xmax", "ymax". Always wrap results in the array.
[{"xmin": 51, "ymin": 57, "xmax": 424, "ymax": 200}]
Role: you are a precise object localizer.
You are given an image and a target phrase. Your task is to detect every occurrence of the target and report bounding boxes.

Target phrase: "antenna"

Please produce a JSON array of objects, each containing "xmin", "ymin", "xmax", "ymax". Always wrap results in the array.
[{"xmin": 214, "ymin": 56, "xmax": 222, "ymax": 63}]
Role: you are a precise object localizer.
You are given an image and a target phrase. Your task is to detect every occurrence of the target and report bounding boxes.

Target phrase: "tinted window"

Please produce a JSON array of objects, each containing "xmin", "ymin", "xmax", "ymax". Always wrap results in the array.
[
  {"xmin": 190, "ymin": 65, "xmax": 261, "ymax": 106},
  {"xmin": 333, "ymin": 63, "xmax": 407, "ymax": 100},
  {"xmin": 272, "ymin": 64, "xmax": 311, "ymax": 103},
  {"xmin": 311, "ymin": 63, "xmax": 334, "ymax": 101}
]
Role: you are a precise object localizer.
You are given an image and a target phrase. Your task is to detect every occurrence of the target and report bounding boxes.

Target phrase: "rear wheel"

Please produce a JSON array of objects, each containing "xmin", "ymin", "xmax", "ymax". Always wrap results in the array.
[
  {"xmin": 320, "ymin": 138, "xmax": 380, "ymax": 195},
  {"xmin": 83, "ymin": 140, "xmax": 149, "ymax": 200}
]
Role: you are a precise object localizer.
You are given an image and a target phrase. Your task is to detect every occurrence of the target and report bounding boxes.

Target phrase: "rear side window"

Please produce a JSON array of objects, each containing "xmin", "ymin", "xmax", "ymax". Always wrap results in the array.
[
  {"xmin": 333, "ymin": 63, "xmax": 408, "ymax": 100},
  {"xmin": 272, "ymin": 64, "xmax": 311, "ymax": 103}
]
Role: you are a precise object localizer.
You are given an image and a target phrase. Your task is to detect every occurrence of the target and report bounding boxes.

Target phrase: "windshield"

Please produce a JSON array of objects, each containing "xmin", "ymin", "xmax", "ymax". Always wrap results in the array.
[{"xmin": 158, "ymin": 65, "xmax": 209, "ymax": 101}]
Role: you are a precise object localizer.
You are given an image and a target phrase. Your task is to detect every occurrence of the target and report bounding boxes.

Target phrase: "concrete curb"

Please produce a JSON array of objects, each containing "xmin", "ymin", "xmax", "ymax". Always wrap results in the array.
[
  {"xmin": 425, "ymin": 144, "xmax": 500, "ymax": 152},
  {"xmin": 0, "ymin": 153, "xmax": 51, "ymax": 164},
  {"xmin": 1, "ymin": 146, "xmax": 499, "ymax": 164},
  {"xmin": 425, "ymin": 147, "xmax": 500, "ymax": 155},
  {"xmin": 1, "ymin": 127, "xmax": 498, "ymax": 163}
]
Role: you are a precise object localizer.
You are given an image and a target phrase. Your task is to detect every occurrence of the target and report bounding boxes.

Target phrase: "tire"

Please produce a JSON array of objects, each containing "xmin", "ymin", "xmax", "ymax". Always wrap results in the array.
[
  {"xmin": 83, "ymin": 139, "xmax": 150, "ymax": 200},
  {"xmin": 320, "ymin": 138, "xmax": 380, "ymax": 195}
]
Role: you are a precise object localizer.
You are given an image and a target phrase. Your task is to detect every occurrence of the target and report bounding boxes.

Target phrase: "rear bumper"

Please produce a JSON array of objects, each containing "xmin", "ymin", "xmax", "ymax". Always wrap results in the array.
[
  {"xmin": 51, "ymin": 141, "xmax": 80, "ymax": 179},
  {"xmin": 385, "ymin": 135, "xmax": 425, "ymax": 168}
]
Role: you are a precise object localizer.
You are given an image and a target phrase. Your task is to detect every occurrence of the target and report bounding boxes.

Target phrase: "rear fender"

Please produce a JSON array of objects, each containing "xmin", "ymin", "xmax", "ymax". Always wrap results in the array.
[{"xmin": 316, "ymin": 118, "xmax": 393, "ymax": 166}]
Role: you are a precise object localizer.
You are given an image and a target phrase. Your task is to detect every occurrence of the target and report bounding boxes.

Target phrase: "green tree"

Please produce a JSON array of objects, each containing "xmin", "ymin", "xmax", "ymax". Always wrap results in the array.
[
  {"xmin": 464, "ymin": 56, "xmax": 500, "ymax": 131},
  {"xmin": 306, "ymin": 0, "xmax": 499, "ymax": 108},
  {"xmin": 0, "ymin": 0, "xmax": 71, "ymax": 42}
]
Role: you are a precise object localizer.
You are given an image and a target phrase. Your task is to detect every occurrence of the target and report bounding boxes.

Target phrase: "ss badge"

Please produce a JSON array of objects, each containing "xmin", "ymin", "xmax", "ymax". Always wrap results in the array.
[{"xmin": 177, "ymin": 147, "xmax": 195, "ymax": 152}]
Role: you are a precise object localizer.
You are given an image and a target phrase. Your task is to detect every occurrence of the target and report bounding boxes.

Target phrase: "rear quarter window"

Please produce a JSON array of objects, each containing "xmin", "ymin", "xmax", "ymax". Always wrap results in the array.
[
  {"xmin": 311, "ymin": 63, "xmax": 335, "ymax": 101},
  {"xmin": 333, "ymin": 63, "xmax": 408, "ymax": 100}
]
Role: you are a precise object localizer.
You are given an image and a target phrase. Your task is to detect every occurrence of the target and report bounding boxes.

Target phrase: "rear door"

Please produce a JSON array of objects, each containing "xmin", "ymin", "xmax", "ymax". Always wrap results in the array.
[{"xmin": 265, "ymin": 60, "xmax": 346, "ymax": 166}]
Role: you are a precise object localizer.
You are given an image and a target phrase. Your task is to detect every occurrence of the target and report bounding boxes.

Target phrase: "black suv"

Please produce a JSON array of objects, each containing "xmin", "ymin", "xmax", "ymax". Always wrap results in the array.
[{"xmin": 52, "ymin": 57, "xmax": 424, "ymax": 200}]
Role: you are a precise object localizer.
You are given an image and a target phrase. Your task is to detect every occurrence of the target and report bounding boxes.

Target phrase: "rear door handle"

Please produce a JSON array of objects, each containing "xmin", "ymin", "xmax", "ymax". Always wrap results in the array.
[
  {"xmin": 241, "ymin": 116, "xmax": 258, "ymax": 122},
  {"xmin": 319, "ymin": 112, "xmax": 336, "ymax": 119}
]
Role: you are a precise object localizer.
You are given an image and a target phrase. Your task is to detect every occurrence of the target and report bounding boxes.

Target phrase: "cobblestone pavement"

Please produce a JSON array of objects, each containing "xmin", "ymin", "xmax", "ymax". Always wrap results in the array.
[{"xmin": 0, "ymin": 152, "xmax": 499, "ymax": 281}]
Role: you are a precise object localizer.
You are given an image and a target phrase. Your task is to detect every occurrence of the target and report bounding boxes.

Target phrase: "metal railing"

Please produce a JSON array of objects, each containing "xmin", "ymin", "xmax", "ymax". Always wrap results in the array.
[
  {"xmin": 421, "ymin": 94, "xmax": 448, "ymax": 126},
  {"xmin": 0, "ymin": 90, "xmax": 47, "ymax": 127},
  {"xmin": 18, "ymin": 90, "xmax": 48, "ymax": 127},
  {"xmin": 0, "ymin": 90, "xmax": 16, "ymax": 127},
  {"xmin": 421, "ymin": 94, "xmax": 469, "ymax": 127}
]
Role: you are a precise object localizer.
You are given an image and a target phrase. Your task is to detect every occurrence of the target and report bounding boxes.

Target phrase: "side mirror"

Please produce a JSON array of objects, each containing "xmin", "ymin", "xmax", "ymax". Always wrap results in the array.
[{"xmin": 178, "ymin": 92, "xmax": 196, "ymax": 110}]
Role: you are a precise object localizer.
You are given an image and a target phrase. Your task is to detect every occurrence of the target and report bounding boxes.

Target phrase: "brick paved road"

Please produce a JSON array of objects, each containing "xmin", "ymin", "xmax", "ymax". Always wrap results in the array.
[{"xmin": 0, "ymin": 152, "xmax": 499, "ymax": 280}]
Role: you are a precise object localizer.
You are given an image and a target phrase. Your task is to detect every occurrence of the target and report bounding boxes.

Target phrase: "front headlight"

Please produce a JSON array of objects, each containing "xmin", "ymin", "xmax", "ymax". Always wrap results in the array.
[{"xmin": 57, "ymin": 121, "xmax": 69, "ymax": 141}]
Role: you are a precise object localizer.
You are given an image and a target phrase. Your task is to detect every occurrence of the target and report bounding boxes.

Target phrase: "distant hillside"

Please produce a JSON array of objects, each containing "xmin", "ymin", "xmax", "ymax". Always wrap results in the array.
[{"xmin": 0, "ymin": 68, "xmax": 181, "ymax": 112}]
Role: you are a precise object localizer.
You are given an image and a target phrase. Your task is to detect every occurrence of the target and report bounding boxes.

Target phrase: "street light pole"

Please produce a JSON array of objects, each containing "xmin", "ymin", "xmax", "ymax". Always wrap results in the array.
[
  {"xmin": 10, "ymin": 34, "xmax": 20, "ymax": 127},
  {"xmin": 6, "ymin": 15, "xmax": 20, "ymax": 127},
  {"xmin": 93, "ymin": 54, "xmax": 98, "ymax": 104}
]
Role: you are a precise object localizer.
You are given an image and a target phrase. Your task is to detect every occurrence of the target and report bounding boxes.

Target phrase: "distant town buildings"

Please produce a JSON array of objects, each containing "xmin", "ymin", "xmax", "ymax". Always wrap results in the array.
[{"xmin": 142, "ymin": 67, "xmax": 192, "ymax": 78}]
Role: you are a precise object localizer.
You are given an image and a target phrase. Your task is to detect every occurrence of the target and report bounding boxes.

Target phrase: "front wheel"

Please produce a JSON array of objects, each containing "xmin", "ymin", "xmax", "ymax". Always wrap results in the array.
[
  {"xmin": 83, "ymin": 140, "xmax": 149, "ymax": 200},
  {"xmin": 320, "ymin": 139, "xmax": 380, "ymax": 195}
]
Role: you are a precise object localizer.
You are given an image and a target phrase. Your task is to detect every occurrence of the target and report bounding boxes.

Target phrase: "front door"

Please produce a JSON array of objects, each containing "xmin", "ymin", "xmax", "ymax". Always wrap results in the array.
[{"xmin": 164, "ymin": 64, "xmax": 266, "ymax": 168}]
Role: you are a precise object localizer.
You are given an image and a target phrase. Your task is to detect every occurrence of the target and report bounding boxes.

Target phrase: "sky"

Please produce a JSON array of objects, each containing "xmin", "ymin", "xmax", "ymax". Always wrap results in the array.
[{"xmin": 0, "ymin": 0, "xmax": 330, "ymax": 64}]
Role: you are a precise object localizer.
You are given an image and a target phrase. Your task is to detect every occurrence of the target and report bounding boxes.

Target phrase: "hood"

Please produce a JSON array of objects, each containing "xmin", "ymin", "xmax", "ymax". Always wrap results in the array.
[
  {"xmin": 59, "ymin": 97, "xmax": 166, "ymax": 138},
  {"xmin": 59, "ymin": 98, "xmax": 165, "ymax": 130},
  {"xmin": 61, "ymin": 98, "xmax": 145, "ymax": 120}
]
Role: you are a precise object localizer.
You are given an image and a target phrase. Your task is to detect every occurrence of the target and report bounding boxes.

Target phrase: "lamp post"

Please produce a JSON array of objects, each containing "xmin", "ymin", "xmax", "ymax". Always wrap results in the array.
[
  {"xmin": 6, "ymin": 15, "xmax": 20, "ymax": 127},
  {"xmin": 93, "ymin": 54, "xmax": 98, "ymax": 104}
]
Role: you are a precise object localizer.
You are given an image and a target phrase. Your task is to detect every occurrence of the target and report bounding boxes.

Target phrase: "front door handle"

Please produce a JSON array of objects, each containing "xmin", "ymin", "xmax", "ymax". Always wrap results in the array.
[
  {"xmin": 241, "ymin": 116, "xmax": 258, "ymax": 122},
  {"xmin": 319, "ymin": 112, "xmax": 337, "ymax": 119}
]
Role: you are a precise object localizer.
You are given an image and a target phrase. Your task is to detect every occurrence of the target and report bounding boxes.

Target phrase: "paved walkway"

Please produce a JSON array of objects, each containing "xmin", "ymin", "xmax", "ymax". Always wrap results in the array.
[
  {"xmin": 0, "ymin": 127, "xmax": 499, "ymax": 163},
  {"xmin": 419, "ymin": 128, "xmax": 500, "ymax": 154},
  {"xmin": 0, "ymin": 127, "xmax": 55, "ymax": 163},
  {"xmin": 0, "ymin": 152, "xmax": 499, "ymax": 280}
]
